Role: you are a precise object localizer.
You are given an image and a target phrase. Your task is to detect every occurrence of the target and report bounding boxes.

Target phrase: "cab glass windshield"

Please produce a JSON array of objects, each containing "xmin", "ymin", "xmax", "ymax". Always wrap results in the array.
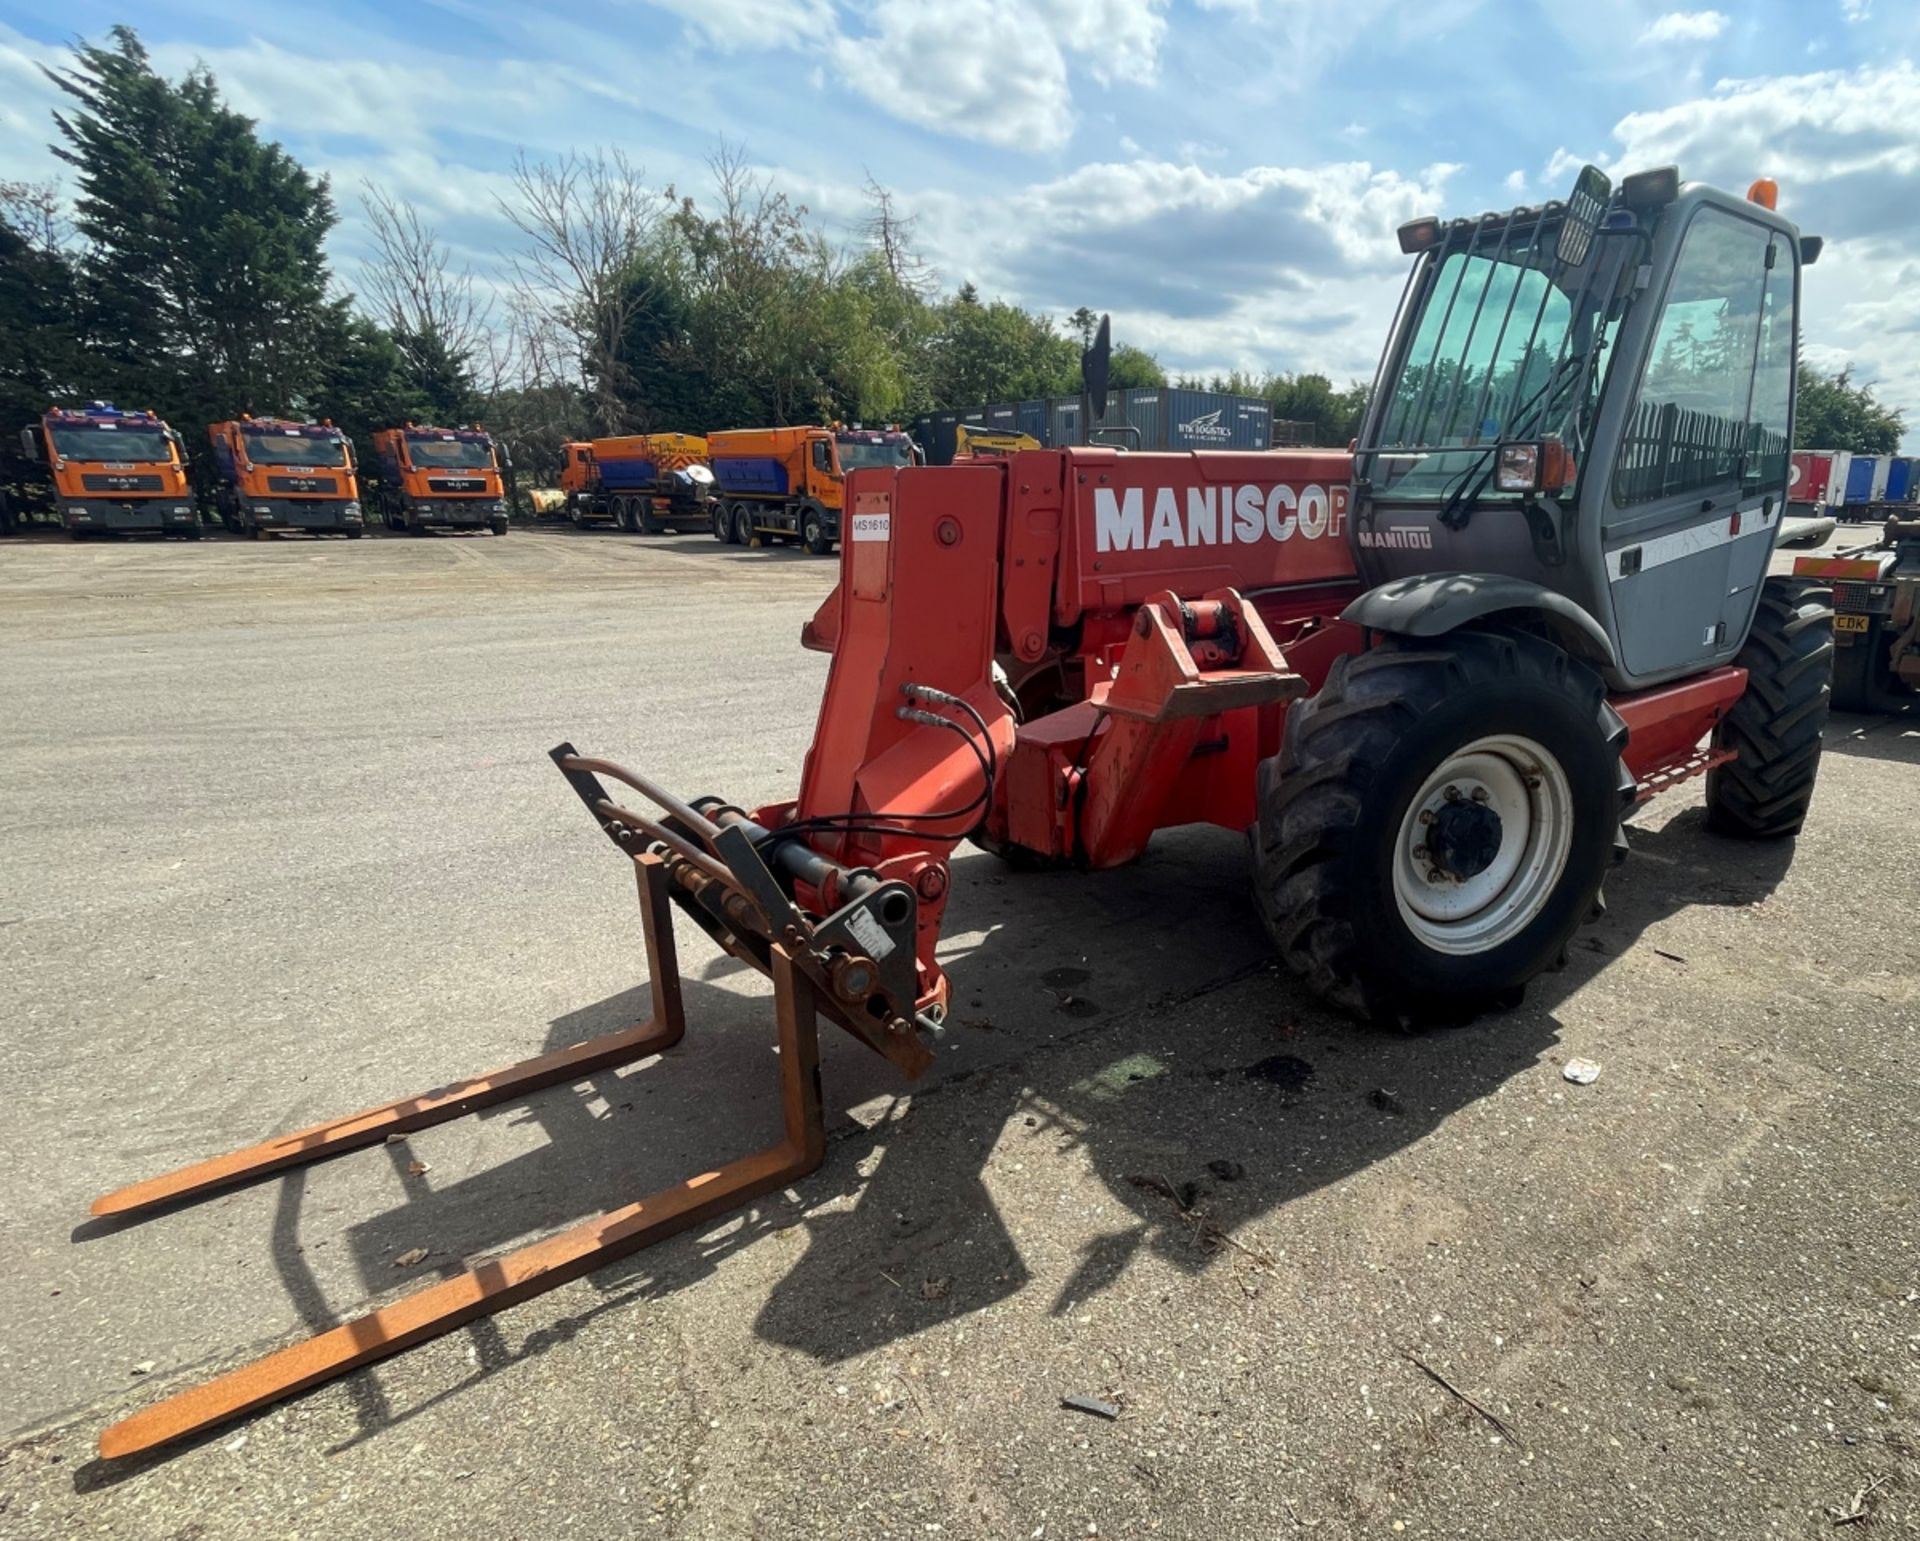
[
  {"xmin": 50, "ymin": 425, "xmax": 172, "ymax": 462},
  {"xmin": 407, "ymin": 436, "xmax": 495, "ymax": 470},
  {"xmin": 836, "ymin": 438, "xmax": 914, "ymax": 472},
  {"xmin": 246, "ymin": 432, "xmax": 347, "ymax": 467},
  {"xmin": 1364, "ymin": 216, "xmax": 1635, "ymax": 500}
]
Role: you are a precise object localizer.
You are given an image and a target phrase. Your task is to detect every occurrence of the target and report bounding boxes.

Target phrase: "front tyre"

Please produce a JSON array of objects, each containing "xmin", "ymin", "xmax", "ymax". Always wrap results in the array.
[
  {"xmin": 802, "ymin": 507, "xmax": 834, "ymax": 556},
  {"xmin": 1251, "ymin": 630, "xmax": 1630, "ymax": 1026},
  {"xmin": 1705, "ymin": 577, "xmax": 1833, "ymax": 838}
]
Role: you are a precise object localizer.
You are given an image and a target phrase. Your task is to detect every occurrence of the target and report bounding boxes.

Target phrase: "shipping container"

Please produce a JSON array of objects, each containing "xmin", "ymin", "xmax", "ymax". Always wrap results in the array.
[
  {"xmin": 1016, "ymin": 399, "xmax": 1048, "ymax": 442},
  {"xmin": 1889, "ymin": 456, "xmax": 1916, "ymax": 502},
  {"xmin": 1844, "ymin": 455, "xmax": 1879, "ymax": 505},
  {"xmin": 1829, "ymin": 451, "xmax": 1853, "ymax": 511},
  {"xmin": 1789, "ymin": 450, "xmax": 1835, "ymax": 511},
  {"xmin": 983, "ymin": 403, "xmax": 1018, "ymax": 432},
  {"xmin": 908, "ymin": 412, "xmax": 964, "ymax": 466}
]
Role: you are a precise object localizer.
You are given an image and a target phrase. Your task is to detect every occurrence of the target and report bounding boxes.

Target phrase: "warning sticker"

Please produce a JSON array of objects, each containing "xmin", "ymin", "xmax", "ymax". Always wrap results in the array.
[{"xmin": 845, "ymin": 905, "xmax": 895, "ymax": 959}]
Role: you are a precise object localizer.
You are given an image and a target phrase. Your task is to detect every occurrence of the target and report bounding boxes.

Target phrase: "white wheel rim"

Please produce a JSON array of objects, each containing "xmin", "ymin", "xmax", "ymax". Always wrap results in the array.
[{"xmin": 1391, "ymin": 733, "xmax": 1574, "ymax": 956}]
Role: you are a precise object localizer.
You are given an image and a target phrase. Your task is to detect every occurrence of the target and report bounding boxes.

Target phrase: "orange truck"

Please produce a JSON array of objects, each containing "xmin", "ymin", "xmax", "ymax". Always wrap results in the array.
[
  {"xmin": 558, "ymin": 433, "xmax": 716, "ymax": 532},
  {"xmin": 18, "ymin": 401, "xmax": 200, "ymax": 539},
  {"xmin": 371, "ymin": 423, "xmax": 510, "ymax": 535},
  {"xmin": 707, "ymin": 424, "xmax": 918, "ymax": 555},
  {"xmin": 208, "ymin": 416, "xmax": 364, "ymax": 538}
]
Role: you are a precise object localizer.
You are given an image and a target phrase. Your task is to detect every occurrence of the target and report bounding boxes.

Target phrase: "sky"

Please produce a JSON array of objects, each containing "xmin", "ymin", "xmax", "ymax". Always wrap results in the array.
[{"xmin": 2, "ymin": 0, "xmax": 1917, "ymax": 425}]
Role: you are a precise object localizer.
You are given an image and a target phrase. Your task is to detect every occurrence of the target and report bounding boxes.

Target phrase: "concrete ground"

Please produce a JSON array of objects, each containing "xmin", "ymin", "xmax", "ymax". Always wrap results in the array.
[{"xmin": 0, "ymin": 522, "xmax": 1915, "ymax": 1539}]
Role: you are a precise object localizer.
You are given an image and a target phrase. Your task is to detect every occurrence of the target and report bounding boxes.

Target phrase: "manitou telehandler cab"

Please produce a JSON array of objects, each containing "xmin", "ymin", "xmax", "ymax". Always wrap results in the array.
[{"xmin": 90, "ymin": 165, "xmax": 1835, "ymax": 1460}]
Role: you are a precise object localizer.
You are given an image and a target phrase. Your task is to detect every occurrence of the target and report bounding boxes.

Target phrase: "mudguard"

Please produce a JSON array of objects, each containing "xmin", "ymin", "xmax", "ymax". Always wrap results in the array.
[{"xmin": 1341, "ymin": 572, "xmax": 1619, "ymax": 670}]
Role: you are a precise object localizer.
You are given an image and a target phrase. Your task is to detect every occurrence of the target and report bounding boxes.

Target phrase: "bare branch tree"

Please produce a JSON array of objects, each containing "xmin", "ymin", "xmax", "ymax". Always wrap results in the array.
[
  {"xmin": 861, "ymin": 172, "xmax": 931, "ymax": 296},
  {"xmin": 497, "ymin": 148, "xmax": 673, "ymax": 434},
  {"xmin": 359, "ymin": 182, "xmax": 492, "ymax": 363},
  {"xmin": 0, "ymin": 179, "xmax": 70, "ymax": 256}
]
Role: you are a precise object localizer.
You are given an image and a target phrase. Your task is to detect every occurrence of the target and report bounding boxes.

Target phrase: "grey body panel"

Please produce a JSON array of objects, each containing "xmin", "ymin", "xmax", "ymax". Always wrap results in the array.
[{"xmin": 1351, "ymin": 184, "xmax": 1801, "ymax": 693}]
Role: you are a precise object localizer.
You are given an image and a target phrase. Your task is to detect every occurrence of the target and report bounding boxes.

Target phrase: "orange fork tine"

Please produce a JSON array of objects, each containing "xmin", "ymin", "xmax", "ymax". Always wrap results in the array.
[
  {"xmin": 99, "ymin": 942, "xmax": 825, "ymax": 1460},
  {"xmin": 92, "ymin": 857, "xmax": 687, "ymax": 1219}
]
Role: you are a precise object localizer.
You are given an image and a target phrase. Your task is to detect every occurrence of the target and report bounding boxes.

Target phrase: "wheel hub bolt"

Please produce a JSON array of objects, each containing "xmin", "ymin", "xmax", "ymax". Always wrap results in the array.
[
  {"xmin": 1470, "ymin": 787, "xmax": 1490, "ymax": 803},
  {"xmin": 1413, "ymin": 844, "xmax": 1429, "ymax": 860},
  {"xmin": 1418, "ymin": 809, "xmax": 1435, "ymax": 825},
  {"xmin": 1444, "ymin": 785, "xmax": 1461, "ymax": 801},
  {"xmin": 1427, "ymin": 867, "xmax": 1446, "ymax": 883}
]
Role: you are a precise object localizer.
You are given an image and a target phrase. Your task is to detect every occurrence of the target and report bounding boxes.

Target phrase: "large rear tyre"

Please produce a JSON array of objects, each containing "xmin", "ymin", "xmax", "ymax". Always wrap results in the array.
[
  {"xmin": 1251, "ymin": 630, "xmax": 1631, "ymax": 1026},
  {"xmin": 640, "ymin": 500, "xmax": 664, "ymax": 535},
  {"xmin": 731, "ymin": 505, "xmax": 755, "ymax": 547},
  {"xmin": 712, "ymin": 503, "xmax": 733, "ymax": 543},
  {"xmin": 1705, "ymin": 577, "xmax": 1833, "ymax": 839}
]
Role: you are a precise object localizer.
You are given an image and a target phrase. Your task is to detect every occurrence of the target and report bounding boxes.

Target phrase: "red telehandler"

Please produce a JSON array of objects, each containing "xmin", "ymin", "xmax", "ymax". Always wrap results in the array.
[{"xmin": 90, "ymin": 165, "xmax": 1832, "ymax": 1458}]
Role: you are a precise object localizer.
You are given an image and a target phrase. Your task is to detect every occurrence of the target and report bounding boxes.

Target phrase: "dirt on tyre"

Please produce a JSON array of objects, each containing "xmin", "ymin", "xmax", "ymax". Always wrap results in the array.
[
  {"xmin": 1251, "ymin": 629, "xmax": 1632, "ymax": 1026},
  {"xmin": 1705, "ymin": 576, "xmax": 1833, "ymax": 839}
]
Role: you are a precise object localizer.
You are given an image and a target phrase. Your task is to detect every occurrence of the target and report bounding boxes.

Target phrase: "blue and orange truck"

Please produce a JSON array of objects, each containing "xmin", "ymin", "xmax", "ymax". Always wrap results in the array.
[
  {"xmin": 706, "ymin": 424, "xmax": 918, "ymax": 555},
  {"xmin": 18, "ymin": 401, "xmax": 200, "ymax": 539},
  {"xmin": 371, "ymin": 423, "xmax": 510, "ymax": 535},
  {"xmin": 558, "ymin": 434, "xmax": 715, "ymax": 533},
  {"xmin": 208, "ymin": 416, "xmax": 364, "ymax": 538}
]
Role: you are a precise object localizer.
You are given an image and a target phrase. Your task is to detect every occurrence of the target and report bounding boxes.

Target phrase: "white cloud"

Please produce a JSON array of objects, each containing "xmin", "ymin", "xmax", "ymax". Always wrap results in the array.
[
  {"xmin": 829, "ymin": 0, "xmax": 1170, "ymax": 150},
  {"xmin": 1503, "ymin": 168, "xmax": 1527, "ymax": 193},
  {"xmin": 908, "ymin": 156, "xmax": 1460, "ymax": 384},
  {"xmin": 1571, "ymin": 59, "xmax": 1920, "ymax": 441},
  {"xmin": 1640, "ymin": 10, "xmax": 1729, "ymax": 43},
  {"xmin": 643, "ymin": 0, "xmax": 837, "ymax": 50},
  {"xmin": 831, "ymin": 0, "xmax": 1077, "ymax": 150}
]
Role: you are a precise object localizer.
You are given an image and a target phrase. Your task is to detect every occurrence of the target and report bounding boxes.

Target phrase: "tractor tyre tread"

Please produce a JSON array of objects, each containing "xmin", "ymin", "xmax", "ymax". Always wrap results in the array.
[
  {"xmin": 1705, "ymin": 577, "xmax": 1833, "ymax": 839},
  {"xmin": 1250, "ymin": 629, "xmax": 1630, "ymax": 1027}
]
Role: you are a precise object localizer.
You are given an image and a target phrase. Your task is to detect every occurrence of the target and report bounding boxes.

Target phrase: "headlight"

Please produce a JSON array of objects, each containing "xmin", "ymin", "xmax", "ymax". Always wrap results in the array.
[
  {"xmin": 344, "ymin": 502, "xmax": 361, "ymax": 515},
  {"xmin": 1494, "ymin": 443, "xmax": 1540, "ymax": 494},
  {"xmin": 253, "ymin": 506, "xmax": 272, "ymax": 515},
  {"xmin": 172, "ymin": 505, "xmax": 191, "ymax": 514}
]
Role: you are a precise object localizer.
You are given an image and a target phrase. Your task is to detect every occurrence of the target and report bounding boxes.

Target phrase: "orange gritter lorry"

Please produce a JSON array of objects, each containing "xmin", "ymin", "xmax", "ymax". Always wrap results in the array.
[
  {"xmin": 707, "ymin": 423, "xmax": 918, "ymax": 555},
  {"xmin": 19, "ymin": 401, "xmax": 200, "ymax": 539},
  {"xmin": 371, "ymin": 423, "xmax": 511, "ymax": 535},
  {"xmin": 208, "ymin": 416, "xmax": 364, "ymax": 538},
  {"xmin": 559, "ymin": 433, "xmax": 715, "ymax": 533}
]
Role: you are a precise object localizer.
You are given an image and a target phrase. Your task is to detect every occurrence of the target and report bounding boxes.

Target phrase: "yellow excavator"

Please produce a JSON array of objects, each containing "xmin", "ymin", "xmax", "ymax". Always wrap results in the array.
[{"xmin": 953, "ymin": 425, "xmax": 1042, "ymax": 459}]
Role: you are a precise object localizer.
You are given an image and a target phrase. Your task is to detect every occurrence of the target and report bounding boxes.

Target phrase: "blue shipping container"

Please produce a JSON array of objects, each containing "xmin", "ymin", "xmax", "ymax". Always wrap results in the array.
[
  {"xmin": 1887, "ymin": 456, "xmax": 1914, "ymax": 502},
  {"xmin": 1844, "ymin": 456, "xmax": 1878, "ymax": 504}
]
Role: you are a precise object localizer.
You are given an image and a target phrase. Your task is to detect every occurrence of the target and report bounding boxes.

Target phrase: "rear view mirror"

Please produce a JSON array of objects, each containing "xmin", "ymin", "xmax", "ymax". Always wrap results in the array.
[
  {"xmin": 1556, "ymin": 164, "xmax": 1613, "ymax": 269},
  {"xmin": 19, "ymin": 426, "xmax": 41, "ymax": 461}
]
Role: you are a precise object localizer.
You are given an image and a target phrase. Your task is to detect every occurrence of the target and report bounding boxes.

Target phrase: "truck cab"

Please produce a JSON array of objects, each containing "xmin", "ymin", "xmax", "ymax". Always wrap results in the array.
[
  {"xmin": 21, "ymin": 402, "xmax": 199, "ymax": 539},
  {"xmin": 372, "ymin": 424, "xmax": 510, "ymax": 535},
  {"xmin": 208, "ymin": 417, "xmax": 363, "ymax": 538}
]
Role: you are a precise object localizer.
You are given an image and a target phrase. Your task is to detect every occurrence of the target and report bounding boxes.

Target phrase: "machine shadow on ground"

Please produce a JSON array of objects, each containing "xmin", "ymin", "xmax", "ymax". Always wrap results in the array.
[
  {"xmin": 74, "ymin": 802, "xmax": 1797, "ymax": 1476},
  {"xmin": 1824, "ymin": 712, "xmax": 1920, "ymax": 765}
]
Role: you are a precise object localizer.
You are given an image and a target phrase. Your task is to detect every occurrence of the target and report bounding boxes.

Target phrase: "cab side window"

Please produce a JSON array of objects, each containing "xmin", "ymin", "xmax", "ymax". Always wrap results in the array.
[
  {"xmin": 812, "ymin": 440, "xmax": 833, "ymax": 473},
  {"xmin": 1613, "ymin": 207, "xmax": 1787, "ymax": 505}
]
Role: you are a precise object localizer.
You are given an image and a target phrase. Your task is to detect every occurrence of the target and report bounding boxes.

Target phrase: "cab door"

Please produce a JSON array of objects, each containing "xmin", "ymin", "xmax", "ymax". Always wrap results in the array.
[
  {"xmin": 1602, "ymin": 205, "xmax": 1795, "ymax": 683},
  {"xmin": 808, "ymin": 436, "xmax": 840, "ymax": 507}
]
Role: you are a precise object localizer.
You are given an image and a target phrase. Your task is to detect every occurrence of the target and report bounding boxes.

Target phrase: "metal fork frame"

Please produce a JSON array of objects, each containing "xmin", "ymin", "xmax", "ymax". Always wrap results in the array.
[{"xmin": 93, "ymin": 853, "xmax": 827, "ymax": 1460}]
